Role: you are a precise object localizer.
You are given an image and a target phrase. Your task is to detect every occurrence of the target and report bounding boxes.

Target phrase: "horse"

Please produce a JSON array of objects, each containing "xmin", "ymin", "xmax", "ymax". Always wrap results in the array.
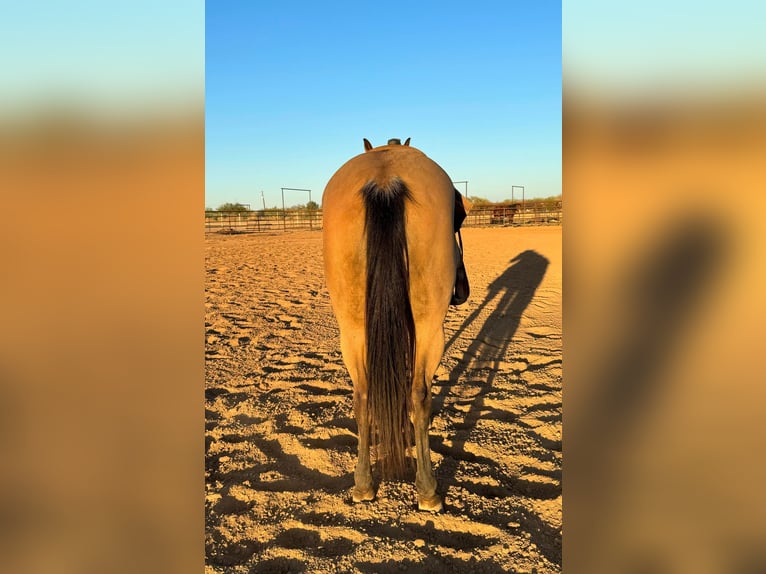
[
  {"xmin": 323, "ymin": 137, "xmax": 467, "ymax": 511},
  {"xmin": 491, "ymin": 203, "xmax": 520, "ymax": 225}
]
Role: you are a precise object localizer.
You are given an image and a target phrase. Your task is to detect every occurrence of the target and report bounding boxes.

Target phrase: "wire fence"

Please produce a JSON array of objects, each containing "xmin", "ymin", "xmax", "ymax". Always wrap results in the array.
[{"xmin": 204, "ymin": 201, "xmax": 561, "ymax": 234}]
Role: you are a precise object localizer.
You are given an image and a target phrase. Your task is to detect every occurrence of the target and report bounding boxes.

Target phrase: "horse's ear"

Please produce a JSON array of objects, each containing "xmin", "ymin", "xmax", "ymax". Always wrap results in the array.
[
  {"xmin": 404, "ymin": 137, "xmax": 411, "ymax": 146},
  {"xmin": 363, "ymin": 138, "xmax": 373, "ymax": 152}
]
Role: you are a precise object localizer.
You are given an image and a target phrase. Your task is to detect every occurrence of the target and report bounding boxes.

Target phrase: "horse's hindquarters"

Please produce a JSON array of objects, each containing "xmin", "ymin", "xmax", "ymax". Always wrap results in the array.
[{"xmin": 322, "ymin": 144, "xmax": 457, "ymax": 510}]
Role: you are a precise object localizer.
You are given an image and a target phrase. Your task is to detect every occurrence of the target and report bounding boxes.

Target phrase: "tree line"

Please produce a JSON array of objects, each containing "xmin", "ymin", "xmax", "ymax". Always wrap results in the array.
[
  {"xmin": 206, "ymin": 201, "xmax": 320, "ymax": 212},
  {"xmin": 207, "ymin": 196, "xmax": 560, "ymax": 212}
]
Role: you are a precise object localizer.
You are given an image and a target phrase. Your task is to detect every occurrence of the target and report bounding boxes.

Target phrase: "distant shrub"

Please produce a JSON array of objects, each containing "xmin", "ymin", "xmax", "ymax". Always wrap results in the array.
[{"xmin": 217, "ymin": 202, "xmax": 250, "ymax": 212}]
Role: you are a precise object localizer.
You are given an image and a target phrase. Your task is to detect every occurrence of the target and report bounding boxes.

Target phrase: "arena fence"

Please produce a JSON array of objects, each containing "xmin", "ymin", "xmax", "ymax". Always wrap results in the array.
[
  {"xmin": 205, "ymin": 209, "xmax": 322, "ymax": 234},
  {"xmin": 205, "ymin": 201, "xmax": 561, "ymax": 234},
  {"xmin": 463, "ymin": 202, "xmax": 562, "ymax": 227}
]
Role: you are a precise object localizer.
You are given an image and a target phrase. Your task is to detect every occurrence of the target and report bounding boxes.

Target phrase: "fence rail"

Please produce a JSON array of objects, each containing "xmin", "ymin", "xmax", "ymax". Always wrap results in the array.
[
  {"xmin": 463, "ymin": 202, "xmax": 562, "ymax": 227},
  {"xmin": 205, "ymin": 202, "xmax": 561, "ymax": 234},
  {"xmin": 205, "ymin": 210, "xmax": 322, "ymax": 234}
]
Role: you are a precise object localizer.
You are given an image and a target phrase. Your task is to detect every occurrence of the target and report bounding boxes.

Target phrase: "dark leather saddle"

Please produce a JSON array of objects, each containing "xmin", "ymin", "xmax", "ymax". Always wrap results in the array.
[{"xmin": 450, "ymin": 189, "xmax": 470, "ymax": 306}]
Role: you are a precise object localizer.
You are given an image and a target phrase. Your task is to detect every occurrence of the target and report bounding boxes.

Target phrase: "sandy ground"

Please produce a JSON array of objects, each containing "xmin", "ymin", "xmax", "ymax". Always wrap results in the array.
[{"xmin": 205, "ymin": 226, "xmax": 562, "ymax": 573}]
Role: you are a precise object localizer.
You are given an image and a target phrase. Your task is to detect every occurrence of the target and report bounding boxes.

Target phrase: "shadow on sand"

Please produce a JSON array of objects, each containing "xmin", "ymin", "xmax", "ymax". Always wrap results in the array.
[
  {"xmin": 432, "ymin": 250, "xmax": 558, "ymax": 565},
  {"xmin": 433, "ymin": 249, "xmax": 550, "ymax": 436}
]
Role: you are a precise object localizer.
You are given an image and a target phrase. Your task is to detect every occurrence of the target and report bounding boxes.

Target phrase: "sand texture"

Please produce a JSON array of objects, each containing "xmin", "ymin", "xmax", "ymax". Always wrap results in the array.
[{"xmin": 205, "ymin": 226, "xmax": 562, "ymax": 573}]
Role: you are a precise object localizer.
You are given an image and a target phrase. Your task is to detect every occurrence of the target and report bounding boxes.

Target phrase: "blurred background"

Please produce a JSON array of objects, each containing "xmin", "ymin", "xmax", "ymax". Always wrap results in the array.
[
  {"xmin": 2, "ymin": 1, "xmax": 765, "ymax": 573},
  {"xmin": 565, "ymin": 2, "xmax": 766, "ymax": 572},
  {"xmin": 0, "ymin": 2, "xmax": 204, "ymax": 573}
]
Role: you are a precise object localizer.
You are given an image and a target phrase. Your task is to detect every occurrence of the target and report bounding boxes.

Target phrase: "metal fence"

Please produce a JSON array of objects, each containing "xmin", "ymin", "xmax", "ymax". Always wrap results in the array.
[
  {"xmin": 205, "ymin": 201, "xmax": 561, "ymax": 234},
  {"xmin": 205, "ymin": 210, "xmax": 322, "ymax": 234},
  {"xmin": 463, "ymin": 201, "xmax": 562, "ymax": 227}
]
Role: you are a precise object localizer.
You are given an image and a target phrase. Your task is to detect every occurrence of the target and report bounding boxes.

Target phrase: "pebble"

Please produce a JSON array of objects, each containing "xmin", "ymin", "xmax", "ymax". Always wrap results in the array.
[{"xmin": 414, "ymin": 538, "xmax": 425, "ymax": 548}]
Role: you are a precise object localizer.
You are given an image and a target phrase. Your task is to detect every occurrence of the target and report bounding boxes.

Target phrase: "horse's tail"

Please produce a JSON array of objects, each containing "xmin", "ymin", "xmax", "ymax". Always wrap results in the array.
[{"xmin": 361, "ymin": 177, "xmax": 415, "ymax": 479}]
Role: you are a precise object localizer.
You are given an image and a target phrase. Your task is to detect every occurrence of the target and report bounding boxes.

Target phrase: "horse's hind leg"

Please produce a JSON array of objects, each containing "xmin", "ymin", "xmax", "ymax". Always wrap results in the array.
[
  {"xmin": 352, "ymin": 381, "xmax": 375, "ymax": 502},
  {"xmin": 411, "ymin": 328, "xmax": 445, "ymax": 512},
  {"xmin": 342, "ymin": 332, "xmax": 375, "ymax": 502}
]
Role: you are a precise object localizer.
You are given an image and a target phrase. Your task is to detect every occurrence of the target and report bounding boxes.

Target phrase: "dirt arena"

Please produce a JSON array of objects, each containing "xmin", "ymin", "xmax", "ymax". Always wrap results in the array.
[{"xmin": 205, "ymin": 226, "xmax": 562, "ymax": 573}]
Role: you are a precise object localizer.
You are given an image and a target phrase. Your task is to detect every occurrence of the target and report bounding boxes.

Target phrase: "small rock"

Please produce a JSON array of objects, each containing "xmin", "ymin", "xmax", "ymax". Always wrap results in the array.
[{"xmin": 414, "ymin": 538, "xmax": 425, "ymax": 548}]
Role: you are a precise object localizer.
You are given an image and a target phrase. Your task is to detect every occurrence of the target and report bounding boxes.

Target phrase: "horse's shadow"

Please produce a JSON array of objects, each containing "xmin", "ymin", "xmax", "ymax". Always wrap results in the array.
[{"xmin": 431, "ymin": 249, "xmax": 551, "ymax": 489}]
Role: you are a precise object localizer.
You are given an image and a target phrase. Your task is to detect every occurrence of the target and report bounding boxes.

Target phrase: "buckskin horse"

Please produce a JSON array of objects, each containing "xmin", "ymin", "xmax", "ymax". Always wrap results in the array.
[{"xmin": 323, "ymin": 138, "xmax": 469, "ymax": 511}]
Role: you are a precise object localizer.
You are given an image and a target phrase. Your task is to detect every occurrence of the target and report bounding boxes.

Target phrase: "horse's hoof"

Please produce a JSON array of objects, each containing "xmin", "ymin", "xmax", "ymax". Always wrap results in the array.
[
  {"xmin": 351, "ymin": 487, "xmax": 375, "ymax": 503},
  {"xmin": 417, "ymin": 494, "xmax": 443, "ymax": 512}
]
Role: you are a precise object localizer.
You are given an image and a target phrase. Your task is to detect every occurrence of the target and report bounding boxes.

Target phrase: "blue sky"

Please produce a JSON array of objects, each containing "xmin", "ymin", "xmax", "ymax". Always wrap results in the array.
[
  {"xmin": 1, "ymin": 1, "xmax": 203, "ymax": 115},
  {"xmin": 206, "ymin": 1, "xmax": 561, "ymax": 208},
  {"xmin": 3, "ymin": 3, "xmax": 762, "ymax": 210},
  {"xmin": 565, "ymin": 1, "xmax": 766, "ymax": 98}
]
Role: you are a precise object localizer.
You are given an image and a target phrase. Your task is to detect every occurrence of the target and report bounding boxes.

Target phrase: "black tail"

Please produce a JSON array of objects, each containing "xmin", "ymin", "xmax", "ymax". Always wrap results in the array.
[{"xmin": 361, "ymin": 178, "xmax": 415, "ymax": 479}]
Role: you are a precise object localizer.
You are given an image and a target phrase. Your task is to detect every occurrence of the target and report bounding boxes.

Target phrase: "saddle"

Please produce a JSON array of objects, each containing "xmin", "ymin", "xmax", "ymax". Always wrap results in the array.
[{"xmin": 450, "ymin": 189, "xmax": 470, "ymax": 306}]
